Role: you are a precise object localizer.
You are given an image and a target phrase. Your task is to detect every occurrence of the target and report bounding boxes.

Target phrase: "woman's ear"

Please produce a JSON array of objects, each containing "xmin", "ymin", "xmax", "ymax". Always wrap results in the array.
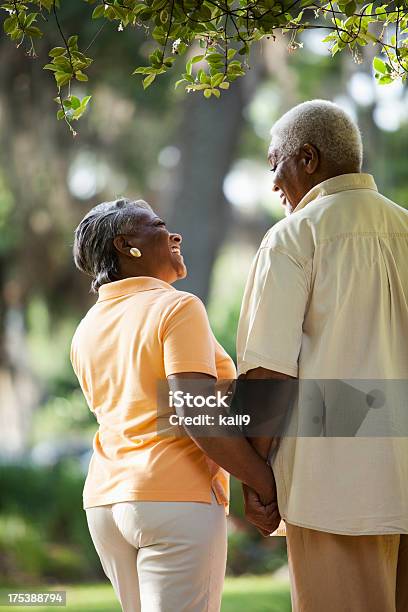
[
  {"xmin": 301, "ymin": 143, "xmax": 319, "ymax": 175},
  {"xmin": 113, "ymin": 235, "xmax": 131, "ymax": 256}
]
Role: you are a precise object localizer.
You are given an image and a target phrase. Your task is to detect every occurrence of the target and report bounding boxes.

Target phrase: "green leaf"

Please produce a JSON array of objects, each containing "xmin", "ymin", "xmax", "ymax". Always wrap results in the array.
[
  {"xmin": 187, "ymin": 83, "xmax": 209, "ymax": 91},
  {"xmin": 211, "ymin": 73, "xmax": 224, "ymax": 87},
  {"xmin": 331, "ymin": 42, "xmax": 340, "ymax": 56},
  {"xmin": 132, "ymin": 66, "xmax": 150, "ymax": 74},
  {"xmin": 75, "ymin": 71, "xmax": 89, "ymax": 82},
  {"xmin": 3, "ymin": 16, "xmax": 17, "ymax": 35},
  {"xmin": 219, "ymin": 81, "xmax": 230, "ymax": 89},
  {"xmin": 376, "ymin": 75, "xmax": 393, "ymax": 84},
  {"xmin": 56, "ymin": 73, "xmax": 71, "ymax": 87},
  {"xmin": 25, "ymin": 26, "xmax": 43, "ymax": 38},
  {"xmin": 227, "ymin": 48, "xmax": 237, "ymax": 60},
  {"xmin": 43, "ymin": 63, "xmax": 58, "ymax": 71},
  {"xmin": 68, "ymin": 35, "xmax": 79, "ymax": 49},
  {"xmin": 143, "ymin": 73, "xmax": 156, "ymax": 89},
  {"xmin": 211, "ymin": 88, "xmax": 220, "ymax": 98},
  {"xmin": 228, "ymin": 63, "xmax": 245, "ymax": 75},
  {"xmin": 70, "ymin": 96, "xmax": 81, "ymax": 110},
  {"xmin": 49, "ymin": 47, "xmax": 66, "ymax": 58},
  {"xmin": 345, "ymin": 1, "xmax": 356, "ymax": 17},
  {"xmin": 206, "ymin": 52, "xmax": 224, "ymax": 63},
  {"xmin": 40, "ymin": 0, "xmax": 54, "ymax": 10},
  {"xmin": 25, "ymin": 13, "xmax": 38, "ymax": 28},
  {"xmin": 72, "ymin": 107, "xmax": 86, "ymax": 120},
  {"xmin": 199, "ymin": 70, "xmax": 209, "ymax": 83},
  {"xmin": 204, "ymin": 88, "xmax": 212, "ymax": 98},
  {"xmin": 373, "ymin": 56, "xmax": 388, "ymax": 74},
  {"xmin": 186, "ymin": 58, "xmax": 193, "ymax": 75},
  {"xmin": 53, "ymin": 56, "xmax": 72, "ymax": 70},
  {"xmin": 57, "ymin": 109, "xmax": 65, "ymax": 120},
  {"xmin": 92, "ymin": 5, "xmax": 105, "ymax": 19},
  {"xmin": 361, "ymin": 31, "xmax": 377, "ymax": 43},
  {"xmin": 139, "ymin": 8, "xmax": 152, "ymax": 21}
]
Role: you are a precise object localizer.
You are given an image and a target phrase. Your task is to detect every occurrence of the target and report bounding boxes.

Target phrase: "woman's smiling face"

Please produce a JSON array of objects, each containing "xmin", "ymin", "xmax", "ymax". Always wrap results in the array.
[{"xmin": 114, "ymin": 207, "xmax": 187, "ymax": 284}]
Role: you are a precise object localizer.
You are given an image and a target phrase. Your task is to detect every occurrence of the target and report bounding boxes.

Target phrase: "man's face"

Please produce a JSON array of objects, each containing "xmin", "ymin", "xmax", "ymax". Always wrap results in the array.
[{"xmin": 268, "ymin": 145, "xmax": 313, "ymax": 215}]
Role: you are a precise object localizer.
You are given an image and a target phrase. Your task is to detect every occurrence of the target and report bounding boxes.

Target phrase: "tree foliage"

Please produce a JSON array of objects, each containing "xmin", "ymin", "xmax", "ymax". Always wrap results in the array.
[{"xmin": 2, "ymin": 0, "xmax": 408, "ymax": 132}]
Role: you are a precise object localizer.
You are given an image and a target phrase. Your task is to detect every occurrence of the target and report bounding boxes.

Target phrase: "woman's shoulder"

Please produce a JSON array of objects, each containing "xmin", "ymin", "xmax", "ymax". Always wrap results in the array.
[
  {"xmin": 160, "ymin": 289, "xmax": 208, "ymax": 322},
  {"xmin": 171, "ymin": 289, "xmax": 205, "ymax": 305}
]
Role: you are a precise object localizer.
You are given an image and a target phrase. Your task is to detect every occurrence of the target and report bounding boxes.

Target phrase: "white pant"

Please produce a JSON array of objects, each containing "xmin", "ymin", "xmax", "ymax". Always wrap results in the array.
[{"xmin": 85, "ymin": 493, "xmax": 227, "ymax": 612}]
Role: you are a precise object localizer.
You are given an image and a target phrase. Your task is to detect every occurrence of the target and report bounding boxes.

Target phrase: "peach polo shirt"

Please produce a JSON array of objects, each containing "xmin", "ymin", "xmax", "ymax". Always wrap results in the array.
[{"xmin": 70, "ymin": 276, "xmax": 236, "ymax": 510}]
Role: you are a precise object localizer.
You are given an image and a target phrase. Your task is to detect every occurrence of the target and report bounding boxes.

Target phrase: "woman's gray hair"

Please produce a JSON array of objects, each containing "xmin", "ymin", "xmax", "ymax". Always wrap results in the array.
[
  {"xmin": 73, "ymin": 197, "xmax": 152, "ymax": 293},
  {"xmin": 269, "ymin": 99, "xmax": 363, "ymax": 171}
]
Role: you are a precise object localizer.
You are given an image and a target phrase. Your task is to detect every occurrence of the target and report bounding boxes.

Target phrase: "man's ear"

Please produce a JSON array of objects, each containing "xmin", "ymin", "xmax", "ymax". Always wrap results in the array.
[{"xmin": 301, "ymin": 143, "xmax": 319, "ymax": 175}]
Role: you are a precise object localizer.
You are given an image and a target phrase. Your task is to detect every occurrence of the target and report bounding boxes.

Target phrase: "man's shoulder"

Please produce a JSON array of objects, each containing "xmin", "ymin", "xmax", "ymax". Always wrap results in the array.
[
  {"xmin": 260, "ymin": 187, "xmax": 408, "ymax": 259},
  {"xmin": 261, "ymin": 211, "xmax": 315, "ymax": 261},
  {"xmin": 312, "ymin": 188, "xmax": 408, "ymax": 236}
]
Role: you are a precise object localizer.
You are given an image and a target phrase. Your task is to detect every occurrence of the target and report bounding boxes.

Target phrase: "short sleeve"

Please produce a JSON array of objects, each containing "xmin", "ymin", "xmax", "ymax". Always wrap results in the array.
[
  {"xmin": 237, "ymin": 247, "xmax": 311, "ymax": 377},
  {"xmin": 161, "ymin": 294, "xmax": 217, "ymax": 378}
]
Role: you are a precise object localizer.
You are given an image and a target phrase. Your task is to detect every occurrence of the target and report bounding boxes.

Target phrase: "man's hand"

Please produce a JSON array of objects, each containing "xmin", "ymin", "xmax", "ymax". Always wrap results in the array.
[{"xmin": 243, "ymin": 483, "xmax": 281, "ymax": 537}]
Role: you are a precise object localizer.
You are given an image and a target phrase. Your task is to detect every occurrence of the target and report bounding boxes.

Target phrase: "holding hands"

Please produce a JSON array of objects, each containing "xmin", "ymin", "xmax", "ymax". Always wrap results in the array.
[{"xmin": 243, "ymin": 470, "xmax": 281, "ymax": 536}]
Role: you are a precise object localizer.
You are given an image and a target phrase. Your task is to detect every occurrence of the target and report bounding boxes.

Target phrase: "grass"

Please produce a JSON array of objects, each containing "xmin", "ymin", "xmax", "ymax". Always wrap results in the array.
[
  {"xmin": 0, "ymin": 575, "xmax": 291, "ymax": 612},
  {"xmin": 222, "ymin": 575, "xmax": 291, "ymax": 612}
]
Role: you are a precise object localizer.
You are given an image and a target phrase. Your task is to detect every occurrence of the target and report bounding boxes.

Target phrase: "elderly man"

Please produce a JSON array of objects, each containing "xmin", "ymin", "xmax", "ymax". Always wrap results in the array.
[{"xmin": 237, "ymin": 100, "xmax": 408, "ymax": 611}]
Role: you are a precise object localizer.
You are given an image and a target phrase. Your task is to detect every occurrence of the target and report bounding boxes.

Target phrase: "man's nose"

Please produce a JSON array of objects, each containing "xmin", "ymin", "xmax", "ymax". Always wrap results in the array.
[{"xmin": 171, "ymin": 233, "xmax": 182, "ymax": 244}]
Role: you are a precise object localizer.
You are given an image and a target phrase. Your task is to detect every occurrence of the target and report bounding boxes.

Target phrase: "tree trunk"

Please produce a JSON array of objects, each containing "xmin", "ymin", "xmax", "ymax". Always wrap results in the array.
[{"xmin": 164, "ymin": 52, "xmax": 265, "ymax": 302}]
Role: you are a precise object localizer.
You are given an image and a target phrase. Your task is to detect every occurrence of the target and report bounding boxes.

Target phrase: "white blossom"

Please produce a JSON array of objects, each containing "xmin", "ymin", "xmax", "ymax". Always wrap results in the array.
[{"xmin": 172, "ymin": 38, "xmax": 181, "ymax": 54}]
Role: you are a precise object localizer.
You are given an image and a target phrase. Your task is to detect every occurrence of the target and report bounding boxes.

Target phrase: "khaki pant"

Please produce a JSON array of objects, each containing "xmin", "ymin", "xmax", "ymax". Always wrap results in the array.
[
  {"xmin": 85, "ymin": 493, "xmax": 227, "ymax": 612},
  {"xmin": 286, "ymin": 523, "xmax": 408, "ymax": 612}
]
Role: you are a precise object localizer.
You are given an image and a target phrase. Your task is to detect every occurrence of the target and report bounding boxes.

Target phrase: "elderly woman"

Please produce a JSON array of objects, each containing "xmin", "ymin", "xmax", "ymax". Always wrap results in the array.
[{"xmin": 70, "ymin": 198, "xmax": 277, "ymax": 612}]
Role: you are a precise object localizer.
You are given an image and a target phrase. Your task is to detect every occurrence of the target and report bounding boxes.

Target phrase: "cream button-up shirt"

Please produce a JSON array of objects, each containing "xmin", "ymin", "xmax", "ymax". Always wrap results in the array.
[{"xmin": 237, "ymin": 173, "xmax": 408, "ymax": 535}]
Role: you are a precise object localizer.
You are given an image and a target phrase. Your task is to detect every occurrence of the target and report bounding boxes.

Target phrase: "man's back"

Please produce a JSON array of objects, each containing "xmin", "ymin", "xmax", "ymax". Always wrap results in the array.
[
  {"xmin": 237, "ymin": 173, "xmax": 408, "ymax": 534},
  {"xmin": 296, "ymin": 174, "xmax": 408, "ymax": 379}
]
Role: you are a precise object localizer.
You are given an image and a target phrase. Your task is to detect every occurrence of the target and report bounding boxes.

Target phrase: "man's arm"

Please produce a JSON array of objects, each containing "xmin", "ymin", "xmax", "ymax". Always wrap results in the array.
[
  {"xmin": 241, "ymin": 366, "xmax": 296, "ymax": 535},
  {"xmin": 243, "ymin": 366, "xmax": 295, "ymax": 459}
]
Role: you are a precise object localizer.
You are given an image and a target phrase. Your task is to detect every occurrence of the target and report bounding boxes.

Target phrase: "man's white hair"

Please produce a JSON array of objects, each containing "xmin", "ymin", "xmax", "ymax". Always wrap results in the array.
[{"xmin": 270, "ymin": 99, "xmax": 363, "ymax": 171}]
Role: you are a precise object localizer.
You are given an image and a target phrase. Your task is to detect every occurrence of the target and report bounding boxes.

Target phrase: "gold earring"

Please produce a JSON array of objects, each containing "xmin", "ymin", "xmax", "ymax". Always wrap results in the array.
[{"xmin": 130, "ymin": 247, "xmax": 142, "ymax": 258}]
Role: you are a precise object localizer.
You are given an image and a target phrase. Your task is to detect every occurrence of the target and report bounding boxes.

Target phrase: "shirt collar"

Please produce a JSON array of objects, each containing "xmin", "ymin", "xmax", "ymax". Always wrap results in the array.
[
  {"xmin": 294, "ymin": 173, "xmax": 378, "ymax": 213},
  {"xmin": 97, "ymin": 276, "xmax": 175, "ymax": 301}
]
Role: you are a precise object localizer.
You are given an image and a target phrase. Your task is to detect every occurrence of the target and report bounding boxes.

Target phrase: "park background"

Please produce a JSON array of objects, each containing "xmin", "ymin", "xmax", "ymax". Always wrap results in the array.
[{"xmin": 0, "ymin": 3, "xmax": 407, "ymax": 610}]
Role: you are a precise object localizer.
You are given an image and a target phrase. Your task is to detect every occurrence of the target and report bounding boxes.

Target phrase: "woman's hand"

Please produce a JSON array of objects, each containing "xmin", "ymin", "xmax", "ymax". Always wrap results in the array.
[
  {"xmin": 243, "ymin": 481, "xmax": 281, "ymax": 536},
  {"xmin": 254, "ymin": 464, "xmax": 278, "ymax": 505}
]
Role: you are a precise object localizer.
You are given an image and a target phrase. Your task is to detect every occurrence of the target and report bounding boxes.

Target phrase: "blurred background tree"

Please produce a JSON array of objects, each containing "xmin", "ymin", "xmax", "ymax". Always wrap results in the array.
[{"xmin": 0, "ymin": 0, "xmax": 407, "ymax": 589}]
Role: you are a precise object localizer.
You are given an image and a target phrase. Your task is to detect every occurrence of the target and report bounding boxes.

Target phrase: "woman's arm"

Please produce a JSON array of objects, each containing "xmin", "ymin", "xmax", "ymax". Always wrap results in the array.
[{"xmin": 167, "ymin": 372, "xmax": 275, "ymax": 505}]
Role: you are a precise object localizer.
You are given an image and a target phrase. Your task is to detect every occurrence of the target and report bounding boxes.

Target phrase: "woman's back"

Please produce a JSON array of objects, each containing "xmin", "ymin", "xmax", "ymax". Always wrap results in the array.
[{"xmin": 71, "ymin": 275, "xmax": 235, "ymax": 510}]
